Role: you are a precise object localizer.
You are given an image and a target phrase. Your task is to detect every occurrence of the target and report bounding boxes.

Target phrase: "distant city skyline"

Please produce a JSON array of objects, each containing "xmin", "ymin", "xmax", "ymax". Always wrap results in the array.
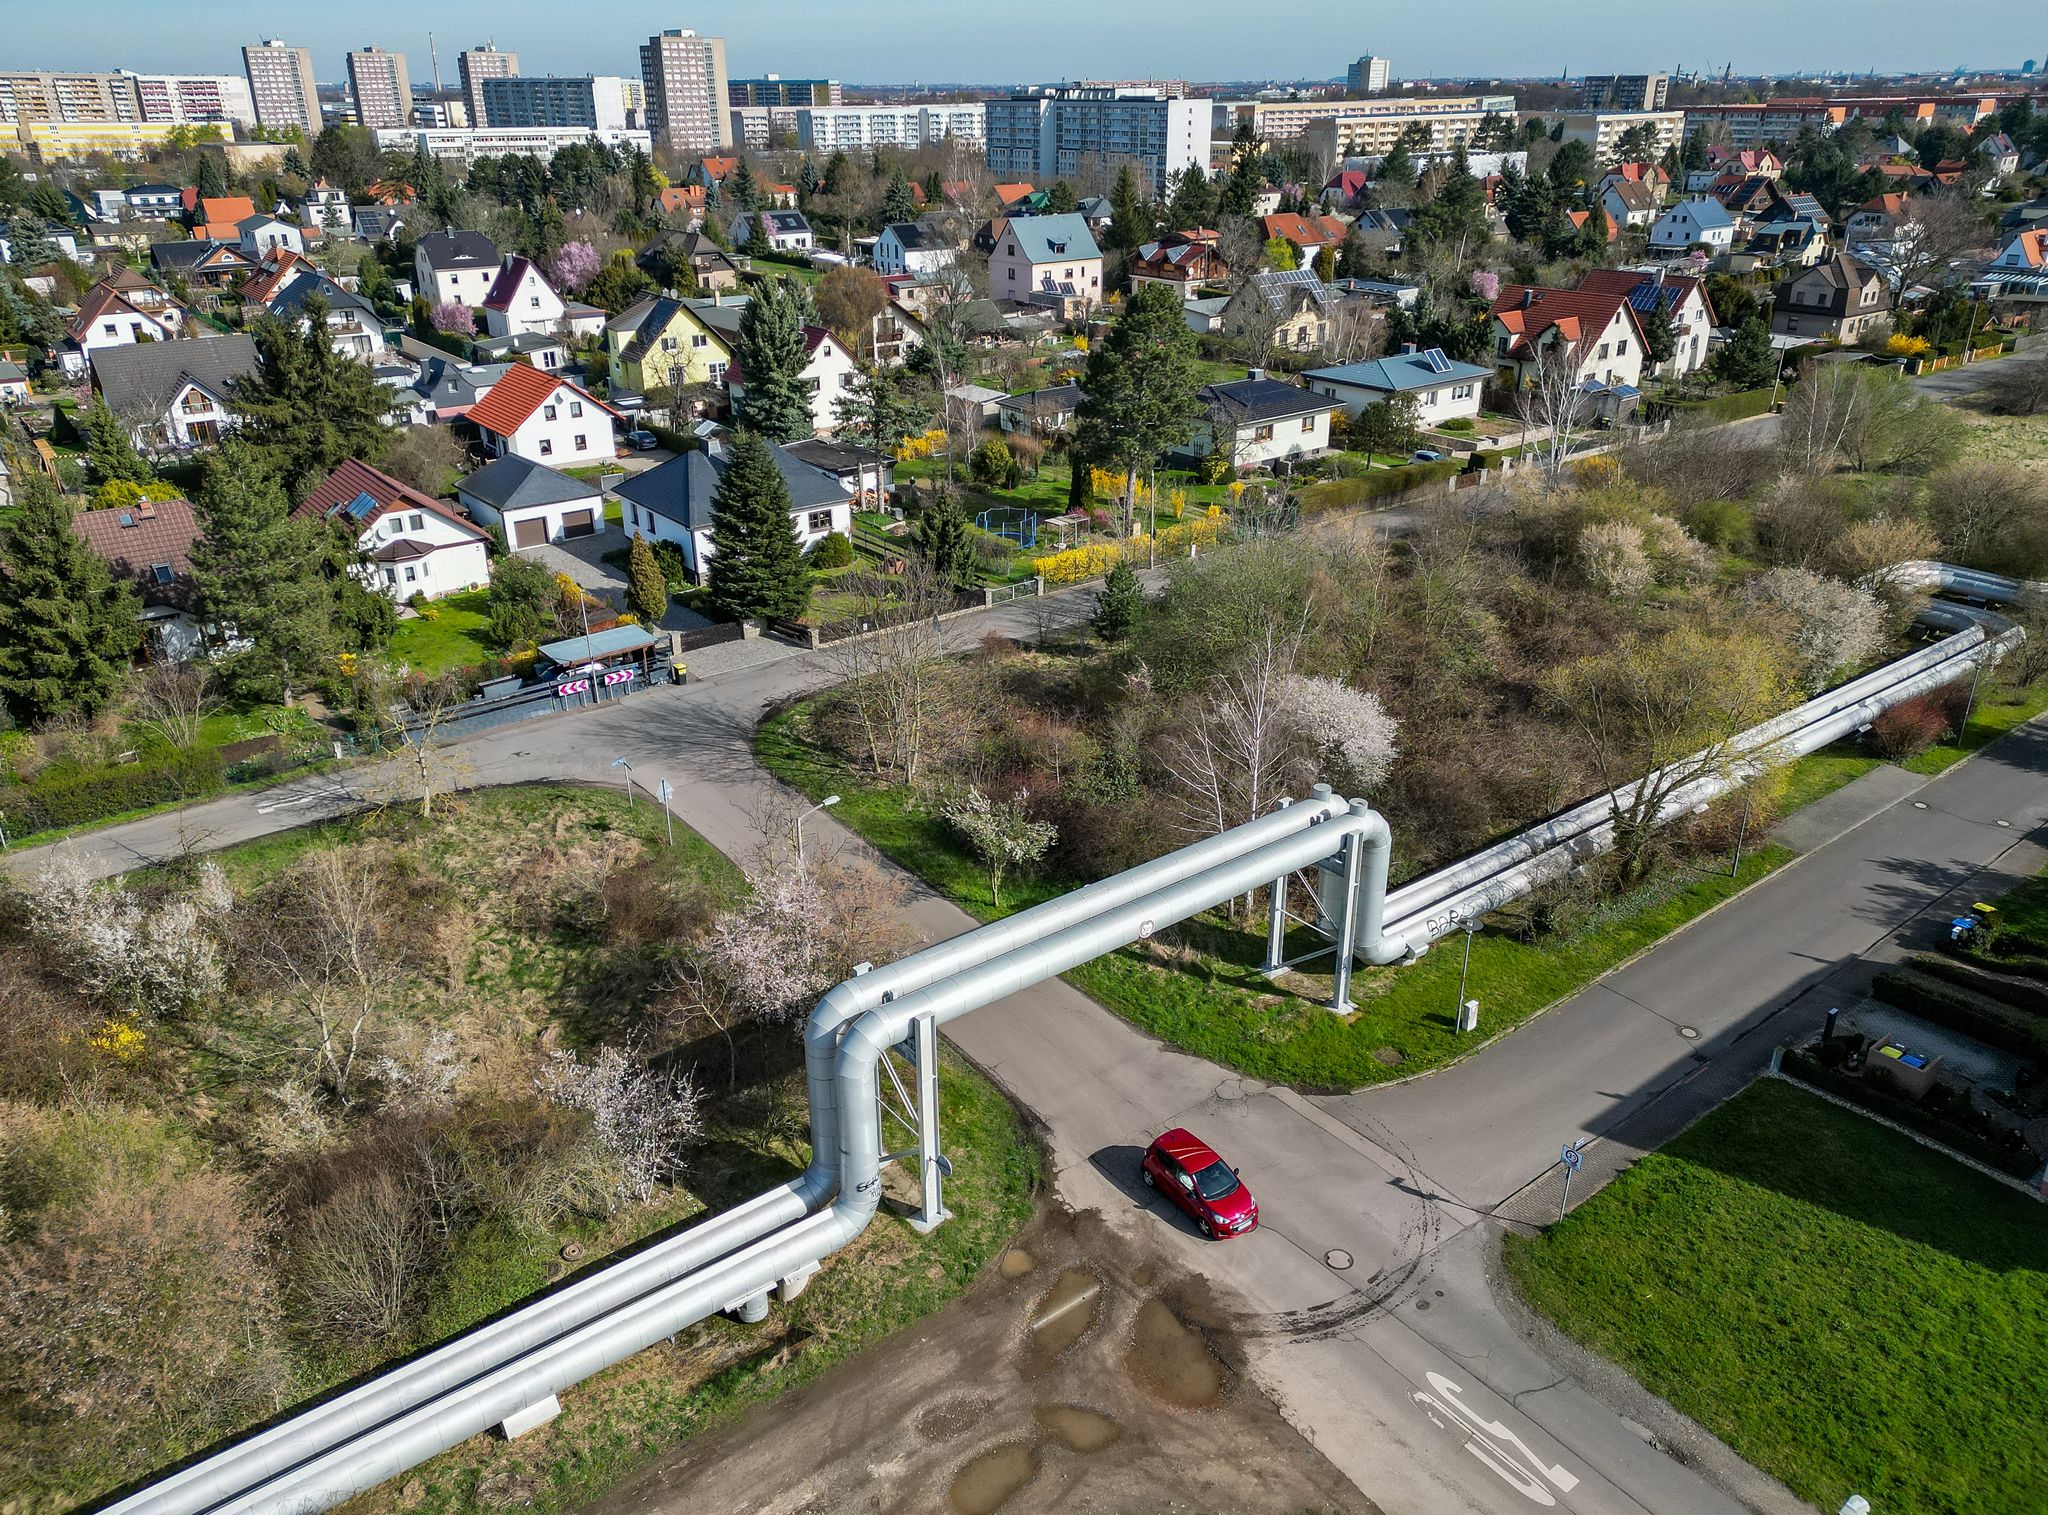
[{"xmin": 3, "ymin": 0, "xmax": 2034, "ymax": 87}]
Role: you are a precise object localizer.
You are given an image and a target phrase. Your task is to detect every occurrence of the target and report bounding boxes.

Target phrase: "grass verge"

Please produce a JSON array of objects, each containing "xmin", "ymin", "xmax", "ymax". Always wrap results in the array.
[
  {"xmin": 1903, "ymin": 677, "xmax": 2048, "ymax": 775},
  {"xmin": 757, "ymin": 700, "xmax": 1791, "ymax": 1090},
  {"xmin": 1503, "ymin": 1079, "xmax": 2047, "ymax": 1515},
  {"xmin": 388, "ymin": 589, "xmax": 496, "ymax": 675}
]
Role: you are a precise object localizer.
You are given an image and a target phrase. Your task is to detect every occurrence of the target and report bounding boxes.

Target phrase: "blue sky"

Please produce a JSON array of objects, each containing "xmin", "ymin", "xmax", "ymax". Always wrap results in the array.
[{"xmin": 8, "ymin": 1, "xmax": 2033, "ymax": 85}]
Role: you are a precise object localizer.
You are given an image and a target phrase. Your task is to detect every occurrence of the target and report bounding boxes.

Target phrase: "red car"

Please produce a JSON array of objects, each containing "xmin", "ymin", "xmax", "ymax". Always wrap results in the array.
[{"xmin": 1140, "ymin": 1127, "xmax": 1259, "ymax": 1239}]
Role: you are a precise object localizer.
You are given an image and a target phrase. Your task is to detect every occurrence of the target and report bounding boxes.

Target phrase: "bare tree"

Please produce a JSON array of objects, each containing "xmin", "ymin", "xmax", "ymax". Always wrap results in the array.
[
  {"xmin": 253, "ymin": 848, "xmax": 403, "ymax": 1101},
  {"xmin": 1321, "ymin": 297, "xmax": 1383, "ymax": 365},
  {"xmin": 131, "ymin": 661, "xmax": 222, "ymax": 750},
  {"xmin": 1869, "ymin": 193, "xmax": 1991, "ymax": 311},
  {"xmin": 820, "ymin": 560, "xmax": 953, "ymax": 786},
  {"xmin": 288, "ymin": 1172, "xmax": 432, "ymax": 1340},
  {"xmin": 1514, "ymin": 335, "xmax": 1599, "ymax": 483},
  {"xmin": 537, "ymin": 1043, "xmax": 704, "ymax": 1210},
  {"xmin": 1162, "ymin": 620, "xmax": 1311, "ymax": 842}
]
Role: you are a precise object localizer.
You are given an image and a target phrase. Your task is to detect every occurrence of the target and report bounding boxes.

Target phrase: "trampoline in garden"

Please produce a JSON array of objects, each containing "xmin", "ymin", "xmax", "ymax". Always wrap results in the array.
[{"xmin": 975, "ymin": 505, "xmax": 1040, "ymax": 548}]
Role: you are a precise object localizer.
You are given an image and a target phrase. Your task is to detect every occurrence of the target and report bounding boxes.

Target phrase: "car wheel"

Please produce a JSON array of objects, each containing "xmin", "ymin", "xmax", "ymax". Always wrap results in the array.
[
  {"xmin": 1200, "ymin": 1218, "xmax": 1214, "ymax": 1238},
  {"xmin": 1141, "ymin": 1167, "xmax": 1155, "ymax": 1188}
]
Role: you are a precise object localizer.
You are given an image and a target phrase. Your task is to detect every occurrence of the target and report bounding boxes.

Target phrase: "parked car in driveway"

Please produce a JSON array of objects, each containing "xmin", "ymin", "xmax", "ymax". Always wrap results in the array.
[
  {"xmin": 1141, "ymin": 1127, "xmax": 1258, "ymax": 1238},
  {"xmin": 1410, "ymin": 448, "xmax": 1445, "ymax": 462},
  {"xmin": 623, "ymin": 428, "xmax": 660, "ymax": 451}
]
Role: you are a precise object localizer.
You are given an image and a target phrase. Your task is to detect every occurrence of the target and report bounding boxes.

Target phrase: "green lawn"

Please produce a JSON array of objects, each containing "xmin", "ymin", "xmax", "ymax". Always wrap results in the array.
[
  {"xmin": 757, "ymin": 700, "xmax": 1792, "ymax": 1090},
  {"xmin": 1505, "ymin": 1079, "xmax": 2048, "ymax": 1515},
  {"xmin": 387, "ymin": 589, "xmax": 496, "ymax": 674},
  {"xmin": 1903, "ymin": 677, "xmax": 2048, "ymax": 775},
  {"xmin": 1777, "ymin": 746, "xmax": 1884, "ymax": 814}
]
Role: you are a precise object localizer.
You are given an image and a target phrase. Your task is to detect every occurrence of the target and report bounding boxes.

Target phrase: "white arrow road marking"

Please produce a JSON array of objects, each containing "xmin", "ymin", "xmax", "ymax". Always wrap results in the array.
[
  {"xmin": 1413, "ymin": 1371, "xmax": 1581, "ymax": 1507},
  {"xmin": 255, "ymin": 794, "xmax": 321, "ymax": 813}
]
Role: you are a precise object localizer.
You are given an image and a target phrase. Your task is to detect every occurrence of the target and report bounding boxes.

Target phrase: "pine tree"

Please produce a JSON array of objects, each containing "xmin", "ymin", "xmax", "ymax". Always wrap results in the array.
[
  {"xmin": 195, "ymin": 152, "xmax": 229, "ymax": 200},
  {"xmin": 744, "ymin": 214, "xmax": 772, "ymax": 258},
  {"xmin": 1713, "ymin": 318, "xmax": 1777, "ymax": 391},
  {"xmin": 231, "ymin": 300, "xmax": 396, "ymax": 495},
  {"xmin": 706, "ymin": 432, "xmax": 810, "ymax": 620},
  {"xmin": 4, "ymin": 216, "xmax": 58, "ymax": 269},
  {"xmin": 83, "ymin": 398, "xmax": 152, "ymax": 483},
  {"xmin": 913, "ymin": 491, "xmax": 975, "ymax": 588},
  {"xmin": 1074, "ymin": 285, "xmax": 1205, "ymax": 538},
  {"xmin": 0, "ymin": 473, "xmax": 139, "ymax": 726},
  {"xmin": 734, "ymin": 279, "xmax": 818, "ymax": 443},
  {"xmin": 881, "ymin": 167, "xmax": 918, "ymax": 224},
  {"xmin": 1104, "ymin": 164, "xmax": 1153, "ymax": 253},
  {"xmin": 726, "ymin": 158, "xmax": 761, "ymax": 211},
  {"xmin": 1335, "ymin": 229, "xmax": 1371, "ymax": 279},
  {"xmin": 1164, "ymin": 165, "xmax": 1215, "ymax": 232},
  {"xmin": 1044, "ymin": 180, "xmax": 1079, "ymax": 214},
  {"xmin": 1374, "ymin": 140, "xmax": 1417, "ymax": 208},
  {"xmin": 1640, "ymin": 300, "xmax": 1680, "ymax": 372},
  {"xmin": 921, "ymin": 169, "xmax": 945, "ymax": 205},
  {"xmin": 188, "ymin": 446, "xmax": 335, "ymax": 703},
  {"xmin": 626, "ymin": 531, "xmax": 669, "ymax": 623},
  {"xmin": 1092, "ymin": 559, "xmax": 1141, "ymax": 641}
]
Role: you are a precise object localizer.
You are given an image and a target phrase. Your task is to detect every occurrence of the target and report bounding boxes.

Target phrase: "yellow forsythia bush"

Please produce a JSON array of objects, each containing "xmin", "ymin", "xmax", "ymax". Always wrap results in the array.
[
  {"xmin": 88, "ymin": 1018, "xmax": 147, "ymax": 1060},
  {"xmin": 1030, "ymin": 512, "xmax": 1226, "ymax": 582}
]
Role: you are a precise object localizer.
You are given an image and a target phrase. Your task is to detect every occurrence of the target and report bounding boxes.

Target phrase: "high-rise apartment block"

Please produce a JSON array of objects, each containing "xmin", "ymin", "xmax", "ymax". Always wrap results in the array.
[
  {"xmin": 639, "ymin": 29, "xmax": 731, "ymax": 153},
  {"xmin": 242, "ymin": 40, "xmax": 320, "ymax": 137},
  {"xmin": 1576, "ymin": 73, "xmax": 1671, "ymax": 111},
  {"xmin": 347, "ymin": 46, "xmax": 413, "ymax": 130},
  {"xmin": 482, "ymin": 76, "xmax": 634, "ymax": 133},
  {"xmin": 985, "ymin": 87, "xmax": 1207, "ymax": 196},
  {"xmin": 127, "ymin": 72, "xmax": 257, "ymax": 128},
  {"xmin": 1346, "ymin": 56, "xmax": 1392, "ymax": 92},
  {"xmin": 458, "ymin": 44, "xmax": 518, "ymax": 128},
  {"xmin": 729, "ymin": 74, "xmax": 840, "ymax": 107},
  {"xmin": 0, "ymin": 71, "xmax": 139, "ymax": 126}
]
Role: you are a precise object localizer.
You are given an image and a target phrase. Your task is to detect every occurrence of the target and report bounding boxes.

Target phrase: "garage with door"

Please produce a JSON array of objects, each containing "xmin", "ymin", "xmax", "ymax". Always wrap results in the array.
[{"xmin": 455, "ymin": 453, "xmax": 607, "ymax": 553}]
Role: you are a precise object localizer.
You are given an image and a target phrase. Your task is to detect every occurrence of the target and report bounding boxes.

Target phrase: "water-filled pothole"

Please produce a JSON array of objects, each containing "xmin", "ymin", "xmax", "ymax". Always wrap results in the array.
[
  {"xmin": 998, "ymin": 1248, "xmax": 1037, "ymax": 1279},
  {"xmin": 948, "ymin": 1441, "xmax": 1039, "ymax": 1515},
  {"xmin": 1026, "ymin": 1267, "xmax": 1102, "ymax": 1370},
  {"xmin": 1033, "ymin": 1404, "xmax": 1123, "ymax": 1452},
  {"xmin": 1125, "ymin": 1298, "xmax": 1226, "ymax": 1408}
]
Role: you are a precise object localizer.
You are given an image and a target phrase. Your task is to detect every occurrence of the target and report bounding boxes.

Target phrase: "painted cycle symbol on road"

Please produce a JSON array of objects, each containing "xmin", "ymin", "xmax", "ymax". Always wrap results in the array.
[{"xmin": 1413, "ymin": 1371, "xmax": 1582, "ymax": 1507}]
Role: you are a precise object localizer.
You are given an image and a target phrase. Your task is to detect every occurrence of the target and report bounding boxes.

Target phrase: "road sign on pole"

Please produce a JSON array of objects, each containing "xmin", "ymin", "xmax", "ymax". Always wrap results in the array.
[
  {"xmin": 1558, "ymin": 1140, "xmax": 1586, "ymax": 1222},
  {"xmin": 655, "ymin": 779, "xmax": 674, "ymax": 847}
]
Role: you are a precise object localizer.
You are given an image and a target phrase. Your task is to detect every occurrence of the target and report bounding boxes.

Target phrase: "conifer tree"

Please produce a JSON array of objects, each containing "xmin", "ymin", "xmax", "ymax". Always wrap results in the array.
[
  {"xmin": 881, "ymin": 167, "xmax": 918, "ymax": 224},
  {"xmin": 0, "ymin": 473, "xmax": 139, "ymax": 725},
  {"xmin": 188, "ymin": 445, "xmax": 335, "ymax": 703},
  {"xmin": 626, "ymin": 531, "xmax": 669, "ymax": 623},
  {"xmin": 913, "ymin": 490, "xmax": 975, "ymax": 588},
  {"xmin": 705, "ymin": 432, "xmax": 810, "ymax": 620},
  {"xmin": 83, "ymin": 399, "xmax": 152, "ymax": 483},
  {"xmin": 734, "ymin": 279, "xmax": 817, "ymax": 443},
  {"xmin": 1092, "ymin": 559, "xmax": 1142, "ymax": 641},
  {"xmin": 231, "ymin": 301, "xmax": 396, "ymax": 495}
]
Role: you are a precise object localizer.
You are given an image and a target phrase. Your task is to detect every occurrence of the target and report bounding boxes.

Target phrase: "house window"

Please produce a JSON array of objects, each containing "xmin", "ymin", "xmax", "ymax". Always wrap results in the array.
[
  {"xmin": 663, "ymin": 336, "xmax": 679, "ymax": 352},
  {"xmin": 709, "ymin": 362, "xmax": 727, "ymax": 383},
  {"xmin": 544, "ymin": 404, "xmax": 558, "ymax": 421},
  {"xmin": 408, "ymin": 513, "xmax": 423, "ymax": 531},
  {"xmin": 529, "ymin": 296, "xmax": 540, "ymax": 308},
  {"xmin": 1452, "ymin": 384, "xmax": 1474, "ymax": 400},
  {"xmin": 1597, "ymin": 342, "xmax": 1610, "ymax": 359},
  {"xmin": 574, "ymin": 434, "xmax": 587, "ymax": 450},
  {"xmin": 570, "ymin": 401, "xmax": 583, "ymax": 418},
  {"xmin": 151, "ymin": 563, "xmax": 174, "ymax": 585},
  {"xmin": 103, "ymin": 322, "xmax": 117, "ymax": 336},
  {"xmin": 1007, "ymin": 267, "xmax": 1015, "ymax": 281},
  {"xmin": 840, "ymin": 372, "xmax": 855, "ymax": 388},
  {"xmin": 1301, "ymin": 415, "xmax": 1316, "ymax": 433},
  {"xmin": 403, "ymin": 566, "xmax": 416, "ymax": 583},
  {"xmin": 1253, "ymin": 423, "xmax": 1274, "ymax": 442},
  {"xmin": 807, "ymin": 509, "xmax": 833, "ymax": 532},
  {"xmin": 539, "ymin": 438, "xmax": 554, "ymax": 455},
  {"xmin": 1496, "ymin": 335, "xmax": 1511, "ymax": 355},
  {"xmin": 1616, "ymin": 340, "xmax": 1628, "ymax": 356},
  {"xmin": 690, "ymin": 333, "xmax": 707, "ymax": 348},
  {"xmin": 384, "ymin": 568, "xmax": 397, "ymax": 585},
  {"xmin": 1425, "ymin": 390, "xmax": 1439, "ymax": 406}
]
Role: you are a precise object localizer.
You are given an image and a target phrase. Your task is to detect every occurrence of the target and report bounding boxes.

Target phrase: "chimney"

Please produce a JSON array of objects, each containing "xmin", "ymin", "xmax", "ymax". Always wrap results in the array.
[
  {"xmin": 1521, "ymin": 288, "xmax": 1536, "ymax": 309},
  {"xmin": 1400, "ymin": 341, "xmax": 1417, "ymax": 355},
  {"xmin": 136, "ymin": 501, "xmax": 157, "ymax": 520},
  {"xmin": 1246, "ymin": 367, "xmax": 1265, "ymax": 382}
]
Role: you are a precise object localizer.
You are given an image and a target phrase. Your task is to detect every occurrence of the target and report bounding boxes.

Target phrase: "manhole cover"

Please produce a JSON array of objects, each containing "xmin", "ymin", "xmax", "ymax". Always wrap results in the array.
[
  {"xmin": 1324, "ymin": 1249, "xmax": 1353, "ymax": 1270},
  {"xmin": 1913, "ymin": 801, "xmax": 1930, "ymax": 810},
  {"xmin": 1678, "ymin": 1025, "xmax": 1700, "ymax": 1040},
  {"xmin": 1414, "ymin": 1298, "xmax": 1431, "ymax": 1312},
  {"xmin": 1997, "ymin": 819, "xmax": 2012, "ymax": 828}
]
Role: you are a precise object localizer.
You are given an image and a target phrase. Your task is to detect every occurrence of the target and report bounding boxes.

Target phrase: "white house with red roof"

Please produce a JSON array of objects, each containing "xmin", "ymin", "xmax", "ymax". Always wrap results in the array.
[
  {"xmin": 726, "ymin": 324, "xmax": 856, "ymax": 437},
  {"xmin": 465, "ymin": 364, "xmax": 624, "ymax": 469},
  {"xmin": 295, "ymin": 458, "xmax": 491, "ymax": 603},
  {"xmin": 62, "ymin": 279, "xmax": 179, "ymax": 377},
  {"xmin": 480, "ymin": 255, "xmax": 566, "ymax": 339},
  {"xmin": 1575, "ymin": 268, "xmax": 1717, "ymax": 379},
  {"xmin": 1988, "ymin": 228, "xmax": 2048, "ymax": 274},
  {"xmin": 1486, "ymin": 284, "xmax": 1648, "ymax": 391}
]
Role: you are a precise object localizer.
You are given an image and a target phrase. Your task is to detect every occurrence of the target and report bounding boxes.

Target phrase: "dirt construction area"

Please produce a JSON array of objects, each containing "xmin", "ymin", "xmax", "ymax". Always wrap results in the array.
[{"xmin": 585, "ymin": 1206, "xmax": 1381, "ymax": 1515}]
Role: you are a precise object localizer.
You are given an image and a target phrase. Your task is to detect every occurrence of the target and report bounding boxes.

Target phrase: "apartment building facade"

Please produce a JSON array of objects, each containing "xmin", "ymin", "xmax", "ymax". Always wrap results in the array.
[
  {"xmin": 1346, "ymin": 56, "xmax": 1392, "ymax": 92},
  {"xmin": 1555, "ymin": 109, "xmax": 1686, "ymax": 160},
  {"xmin": 481, "ymin": 76, "xmax": 633, "ymax": 133},
  {"xmin": 730, "ymin": 75, "xmax": 840, "ymax": 107},
  {"xmin": 986, "ymin": 87, "xmax": 1207, "ymax": 196},
  {"xmin": 126, "ymin": 72, "xmax": 256, "ymax": 127},
  {"xmin": 793, "ymin": 103, "xmax": 985, "ymax": 153},
  {"xmin": 346, "ymin": 47, "xmax": 412, "ymax": 130},
  {"xmin": 640, "ymin": 28, "xmax": 731, "ymax": 153},
  {"xmin": 241, "ymin": 41, "xmax": 320, "ymax": 137},
  {"xmin": 458, "ymin": 45, "xmax": 519, "ymax": 129},
  {"xmin": 1576, "ymin": 73, "xmax": 1671, "ymax": 111}
]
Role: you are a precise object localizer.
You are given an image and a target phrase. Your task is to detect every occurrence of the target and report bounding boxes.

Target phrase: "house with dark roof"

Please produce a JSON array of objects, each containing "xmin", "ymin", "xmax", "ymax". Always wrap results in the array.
[
  {"xmin": 466, "ymin": 363, "xmax": 624, "ymax": 468},
  {"xmin": 995, "ymin": 382, "xmax": 1084, "ymax": 438},
  {"xmin": 1747, "ymin": 219, "xmax": 1830, "ymax": 271},
  {"xmin": 455, "ymin": 454, "xmax": 606, "ymax": 550},
  {"xmin": 1575, "ymin": 268, "xmax": 1718, "ymax": 378},
  {"xmin": 729, "ymin": 210, "xmax": 815, "ymax": 255},
  {"xmin": 90, "ymin": 332, "xmax": 259, "ymax": 452},
  {"xmin": 413, "ymin": 230, "xmax": 502, "ymax": 309},
  {"xmin": 640, "ymin": 228, "xmax": 741, "ymax": 292},
  {"xmin": 613, "ymin": 438, "xmax": 853, "ymax": 579},
  {"xmin": 481, "ymin": 255, "xmax": 567, "ymax": 340},
  {"xmin": 1598, "ymin": 175, "xmax": 1663, "ymax": 231},
  {"xmin": 1649, "ymin": 195, "xmax": 1738, "ymax": 259},
  {"xmin": 874, "ymin": 221, "xmax": 956, "ymax": 278},
  {"xmin": 1128, "ymin": 234, "xmax": 1228, "ymax": 302},
  {"xmin": 296, "ymin": 458, "xmax": 491, "ymax": 602},
  {"xmin": 60, "ymin": 278, "xmax": 183, "ymax": 379},
  {"xmin": 1221, "ymin": 269, "xmax": 1332, "ymax": 354},
  {"xmin": 1177, "ymin": 371, "xmax": 1340, "ymax": 472},
  {"xmin": 1303, "ymin": 345, "xmax": 1491, "ymax": 426},
  {"xmin": 607, "ymin": 295, "xmax": 733, "ymax": 397},
  {"xmin": 1486, "ymin": 285, "xmax": 1649, "ymax": 390},
  {"xmin": 240, "ymin": 251, "xmax": 390, "ymax": 361},
  {"xmin": 1770, "ymin": 253, "xmax": 1886, "ymax": 344},
  {"xmin": 149, "ymin": 239, "xmax": 255, "ymax": 288},
  {"xmin": 71, "ymin": 495, "xmax": 207, "ymax": 660}
]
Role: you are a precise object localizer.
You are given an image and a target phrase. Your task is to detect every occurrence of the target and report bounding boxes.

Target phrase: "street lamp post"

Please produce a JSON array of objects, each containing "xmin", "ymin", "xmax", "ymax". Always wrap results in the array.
[
  {"xmin": 610, "ymin": 756, "xmax": 633, "ymax": 808},
  {"xmin": 1453, "ymin": 913, "xmax": 1481, "ymax": 1029},
  {"xmin": 796, "ymin": 794, "xmax": 840, "ymax": 866}
]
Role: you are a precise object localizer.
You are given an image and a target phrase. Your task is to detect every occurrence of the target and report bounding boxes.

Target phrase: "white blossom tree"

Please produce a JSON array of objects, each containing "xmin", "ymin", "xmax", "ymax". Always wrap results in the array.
[
  {"xmin": 700, "ymin": 863, "xmax": 833, "ymax": 1024},
  {"xmin": 1741, "ymin": 567, "xmax": 1886, "ymax": 693},
  {"xmin": 1578, "ymin": 520, "xmax": 1654, "ymax": 599},
  {"xmin": 941, "ymin": 786, "xmax": 1057, "ymax": 908},
  {"xmin": 17, "ymin": 856, "xmax": 230, "ymax": 1021},
  {"xmin": 1272, "ymin": 674, "xmax": 1399, "ymax": 792},
  {"xmin": 538, "ymin": 1044, "xmax": 704, "ymax": 1210}
]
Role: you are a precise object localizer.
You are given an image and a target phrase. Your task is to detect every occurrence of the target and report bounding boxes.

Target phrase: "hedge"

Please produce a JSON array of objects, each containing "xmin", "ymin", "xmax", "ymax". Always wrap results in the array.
[
  {"xmin": 3, "ymin": 749, "xmax": 226, "ymax": 836},
  {"xmin": 1654, "ymin": 386, "xmax": 1775, "ymax": 424},
  {"xmin": 1870, "ymin": 965, "xmax": 2048, "ymax": 1060},
  {"xmin": 1782, "ymin": 1051, "xmax": 2040, "ymax": 1179},
  {"xmin": 1900, "ymin": 954, "xmax": 2048, "ymax": 1018},
  {"xmin": 1297, "ymin": 457, "xmax": 1461, "ymax": 512}
]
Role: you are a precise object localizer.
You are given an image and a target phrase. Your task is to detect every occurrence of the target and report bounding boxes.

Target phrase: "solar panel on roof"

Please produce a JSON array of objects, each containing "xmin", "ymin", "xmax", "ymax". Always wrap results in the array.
[
  {"xmin": 338, "ymin": 491, "xmax": 380, "ymax": 523},
  {"xmin": 1421, "ymin": 347, "xmax": 1452, "ymax": 374}
]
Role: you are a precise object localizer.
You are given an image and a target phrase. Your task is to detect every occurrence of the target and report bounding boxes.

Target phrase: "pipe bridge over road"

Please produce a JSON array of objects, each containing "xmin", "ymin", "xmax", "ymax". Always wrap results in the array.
[{"xmin": 99, "ymin": 564, "xmax": 2028, "ymax": 1515}]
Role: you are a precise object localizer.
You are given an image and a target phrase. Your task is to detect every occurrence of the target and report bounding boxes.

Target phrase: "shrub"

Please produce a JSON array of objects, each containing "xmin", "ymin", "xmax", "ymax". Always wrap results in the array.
[
  {"xmin": 1869, "ymin": 692, "xmax": 1953, "ymax": 759},
  {"xmin": 968, "ymin": 437, "xmax": 1014, "ymax": 491},
  {"xmin": 4, "ymin": 748, "xmax": 227, "ymax": 836},
  {"xmin": 1684, "ymin": 497, "xmax": 1752, "ymax": 551},
  {"xmin": 1437, "ymin": 417, "xmax": 1476, "ymax": 434},
  {"xmin": 1870, "ymin": 965, "xmax": 2048, "ymax": 1060},
  {"xmin": 807, "ymin": 531, "xmax": 855, "ymax": 568}
]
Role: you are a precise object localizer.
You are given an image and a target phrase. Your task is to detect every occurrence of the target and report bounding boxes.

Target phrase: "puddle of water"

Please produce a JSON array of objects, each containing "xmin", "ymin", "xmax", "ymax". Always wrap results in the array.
[
  {"xmin": 1125, "ymin": 1298, "xmax": 1225, "ymax": 1409},
  {"xmin": 1026, "ymin": 1267, "xmax": 1101, "ymax": 1370},
  {"xmin": 948, "ymin": 1441, "xmax": 1039, "ymax": 1515},
  {"xmin": 998, "ymin": 1248, "xmax": 1036, "ymax": 1280},
  {"xmin": 919, "ymin": 1397, "xmax": 989, "ymax": 1441},
  {"xmin": 1131, "ymin": 1263, "xmax": 1155, "ymax": 1287},
  {"xmin": 1033, "ymin": 1404, "xmax": 1123, "ymax": 1453}
]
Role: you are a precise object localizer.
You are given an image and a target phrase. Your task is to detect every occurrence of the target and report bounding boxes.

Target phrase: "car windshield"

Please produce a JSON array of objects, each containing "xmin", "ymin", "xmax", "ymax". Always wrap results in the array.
[{"xmin": 1191, "ymin": 1159, "xmax": 1239, "ymax": 1201}]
